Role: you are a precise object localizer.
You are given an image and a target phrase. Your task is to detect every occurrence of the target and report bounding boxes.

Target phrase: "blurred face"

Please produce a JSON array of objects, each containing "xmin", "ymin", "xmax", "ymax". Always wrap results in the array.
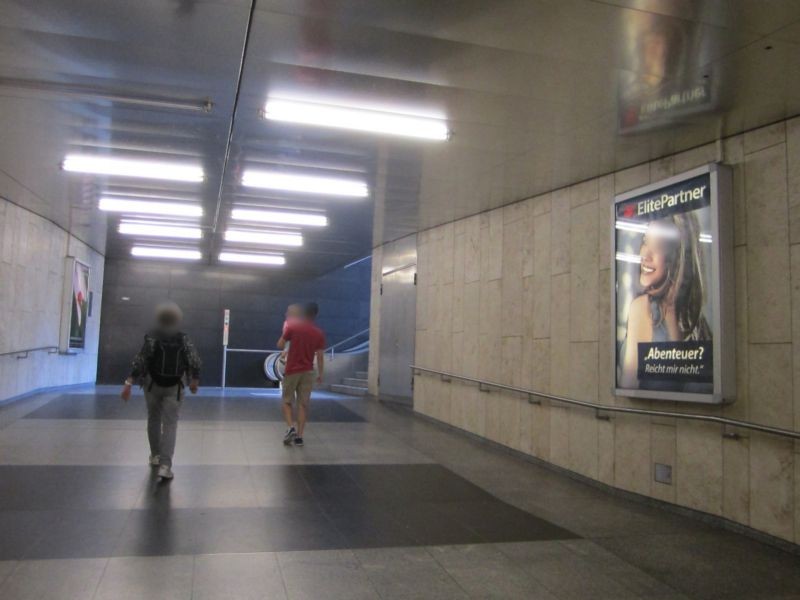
[
  {"xmin": 639, "ymin": 226, "xmax": 671, "ymax": 290},
  {"xmin": 286, "ymin": 304, "xmax": 303, "ymax": 320},
  {"xmin": 157, "ymin": 312, "xmax": 179, "ymax": 330}
]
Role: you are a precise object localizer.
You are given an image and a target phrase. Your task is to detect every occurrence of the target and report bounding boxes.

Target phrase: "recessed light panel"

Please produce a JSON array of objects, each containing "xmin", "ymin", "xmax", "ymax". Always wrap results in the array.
[
  {"xmin": 219, "ymin": 252, "xmax": 285, "ymax": 266},
  {"xmin": 231, "ymin": 208, "xmax": 327, "ymax": 227},
  {"xmin": 263, "ymin": 98, "xmax": 449, "ymax": 141},
  {"xmin": 118, "ymin": 222, "xmax": 202, "ymax": 239},
  {"xmin": 224, "ymin": 229, "xmax": 302, "ymax": 247},
  {"xmin": 131, "ymin": 246, "xmax": 202, "ymax": 260},
  {"xmin": 241, "ymin": 170, "xmax": 368, "ymax": 198},
  {"xmin": 63, "ymin": 154, "xmax": 204, "ymax": 182},
  {"xmin": 99, "ymin": 198, "xmax": 203, "ymax": 217}
]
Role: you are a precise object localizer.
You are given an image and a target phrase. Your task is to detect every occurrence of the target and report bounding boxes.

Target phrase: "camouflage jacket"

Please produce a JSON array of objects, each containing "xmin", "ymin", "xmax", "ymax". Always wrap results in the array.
[{"xmin": 129, "ymin": 330, "xmax": 201, "ymax": 383}]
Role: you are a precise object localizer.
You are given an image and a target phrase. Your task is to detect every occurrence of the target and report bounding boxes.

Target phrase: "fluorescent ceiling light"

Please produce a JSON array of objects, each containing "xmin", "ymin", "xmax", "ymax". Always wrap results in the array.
[
  {"xmin": 131, "ymin": 246, "xmax": 202, "ymax": 260},
  {"xmin": 99, "ymin": 197, "xmax": 203, "ymax": 217},
  {"xmin": 615, "ymin": 220, "xmax": 679, "ymax": 238},
  {"xmin": 219, "ymin": 252, "xmax": 285, "ymax": 266},
  {"xmin": 119, "ymin": 221, "xmax": 202, "ymax": 239},
  {"xmin": 699, "ymin": 233, "xmax": 712, "ymax": 243},
  {"xmin": 231, "ymin": 208, "xmax": 327, "ymax": 227},
  {"xmin": 615, "ymin": 220, "xmax": 648, "ymax": 233},
  {"xmin": 263, "ymin": 98, "xmax": 449, "ymax": 141},
  {"xmin": 242, "ymin": 170, "xmax": 368, "ymax": 197},
  {"xmin": 615, "ymin": 252, "xmax": 642, "ymax": 264},
  {"xmin": 62, "ymin": 154, "xmax": 204, "ymax": 182},
  {"xmin": 224, "ymin": 229, "xmax": 302, "ymax": 246}
]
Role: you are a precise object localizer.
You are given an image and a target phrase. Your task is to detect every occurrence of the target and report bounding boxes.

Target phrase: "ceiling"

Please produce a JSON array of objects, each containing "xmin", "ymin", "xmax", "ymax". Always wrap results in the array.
[{"xmin": 1, "ymin": 0, "xmax": 800, "ymax": 276}]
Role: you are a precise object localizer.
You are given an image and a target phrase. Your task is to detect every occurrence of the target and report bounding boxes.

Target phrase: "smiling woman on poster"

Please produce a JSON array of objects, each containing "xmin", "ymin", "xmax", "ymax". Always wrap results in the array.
[{"xmin": 618, "ymin": 212, "xmax": 712, "ymax": 390}]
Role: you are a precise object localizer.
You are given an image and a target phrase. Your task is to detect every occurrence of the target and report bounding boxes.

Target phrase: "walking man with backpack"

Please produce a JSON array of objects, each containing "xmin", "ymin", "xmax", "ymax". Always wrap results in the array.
[{"xmin": 121, "ymin": 301, "xmax": 201, "ymax": 480}]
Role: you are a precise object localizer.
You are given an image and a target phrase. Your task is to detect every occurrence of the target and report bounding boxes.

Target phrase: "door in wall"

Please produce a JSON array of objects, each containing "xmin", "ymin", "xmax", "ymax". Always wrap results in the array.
[{"xmin": 378, "ymin": 235, "xmax": 417, "ymax": 404}]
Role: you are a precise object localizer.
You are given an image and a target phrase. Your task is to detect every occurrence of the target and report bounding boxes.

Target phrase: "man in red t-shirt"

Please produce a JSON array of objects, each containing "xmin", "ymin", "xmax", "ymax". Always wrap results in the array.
[{"xmin": 276, "ymin": 302, "xmax": 326, "ymax": 446}]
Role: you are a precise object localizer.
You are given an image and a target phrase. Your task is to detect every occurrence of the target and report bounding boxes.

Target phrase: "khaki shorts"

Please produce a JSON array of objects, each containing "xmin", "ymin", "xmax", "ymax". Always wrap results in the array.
[{"xmin": 281, "ymin": 371, "xmax": 315, "ymax": 407}]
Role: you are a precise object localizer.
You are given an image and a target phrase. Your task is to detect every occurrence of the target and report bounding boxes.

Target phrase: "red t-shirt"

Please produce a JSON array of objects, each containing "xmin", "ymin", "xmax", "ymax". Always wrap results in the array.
[{"xmin": 283, "ymin": 320, "xmax": 326, "ymax": 375}]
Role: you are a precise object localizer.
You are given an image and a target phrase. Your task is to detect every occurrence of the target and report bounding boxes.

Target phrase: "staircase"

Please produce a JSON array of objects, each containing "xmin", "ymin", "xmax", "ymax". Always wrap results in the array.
[{"xmin": 330, "ymin": 370, "xmax": 369, "ymax": 396}]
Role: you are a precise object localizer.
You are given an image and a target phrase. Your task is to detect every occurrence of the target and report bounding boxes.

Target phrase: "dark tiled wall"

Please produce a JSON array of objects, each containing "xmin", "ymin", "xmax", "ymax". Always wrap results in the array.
[{"xmin": 97, "ymin": 259, "xmax": 371, "ymax": 386}]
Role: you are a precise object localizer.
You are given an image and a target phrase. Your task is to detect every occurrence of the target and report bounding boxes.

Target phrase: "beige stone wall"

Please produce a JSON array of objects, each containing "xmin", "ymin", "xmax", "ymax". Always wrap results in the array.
[
  {"xmin": 406, "ymin": 117, "xmax": 800, "ymax": 543},
  {"xmin": 0, "ymin": 198, "xmax": 104, "ymax": 401}
]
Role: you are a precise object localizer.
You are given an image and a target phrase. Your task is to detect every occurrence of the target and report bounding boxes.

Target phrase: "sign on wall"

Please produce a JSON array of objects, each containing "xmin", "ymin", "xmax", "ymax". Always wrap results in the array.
[
  {"xmin": 612, "ymin": 164, "xmax": 734, "ymax": 403},
  {"xmin": 59, "ymin": 257, "xmax": 90, "ymax": 352}
]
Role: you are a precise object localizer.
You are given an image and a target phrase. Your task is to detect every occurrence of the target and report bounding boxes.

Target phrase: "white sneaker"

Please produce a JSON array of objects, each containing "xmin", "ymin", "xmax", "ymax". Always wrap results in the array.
[
  {"xmin": 157, "ymin": 465, "xmax": 174, "ymax": 480},
  {"xmin": 149, "ymin": 455, "xmax": 160, "ymax": 466},
  {"xmin": 283, "ymin": 426, "xmax": 297, "ymax": 446}
]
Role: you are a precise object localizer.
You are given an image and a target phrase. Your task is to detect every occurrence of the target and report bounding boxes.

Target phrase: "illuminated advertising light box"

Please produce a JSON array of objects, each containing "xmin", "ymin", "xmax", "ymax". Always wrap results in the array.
[{"xmin": 612, "ymin": 164, "xmax": 734, "ymax": 403}]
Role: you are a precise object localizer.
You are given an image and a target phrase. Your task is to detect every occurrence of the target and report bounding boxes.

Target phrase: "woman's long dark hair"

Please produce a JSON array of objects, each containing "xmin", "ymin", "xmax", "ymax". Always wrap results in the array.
[{"xmin": 643, "ymin": 213, "xmax": 711, "ymax": 340}]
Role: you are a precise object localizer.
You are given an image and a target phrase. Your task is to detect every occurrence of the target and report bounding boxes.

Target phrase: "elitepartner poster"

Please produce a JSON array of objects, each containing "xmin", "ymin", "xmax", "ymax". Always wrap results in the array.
[
  {"xmin": 614, "ymin": 172, "xmax": 714, "ymax": 396},
  {"xmin": 69, "ymin": 260, "xmax": 90, "ymax": 349}
]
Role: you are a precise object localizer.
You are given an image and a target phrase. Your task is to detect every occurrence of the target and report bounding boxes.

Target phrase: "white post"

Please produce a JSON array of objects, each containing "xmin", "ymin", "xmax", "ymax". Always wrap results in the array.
[{"xmin": 221, "ymin": 308, "xmax": 230, "ymax": 389}]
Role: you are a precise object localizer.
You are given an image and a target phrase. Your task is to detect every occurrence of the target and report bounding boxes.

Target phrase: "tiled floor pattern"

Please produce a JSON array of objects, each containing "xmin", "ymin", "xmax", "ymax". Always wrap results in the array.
[{"xmin": 0, "ymin": 386, "xmax": 797, "ymax": 599}]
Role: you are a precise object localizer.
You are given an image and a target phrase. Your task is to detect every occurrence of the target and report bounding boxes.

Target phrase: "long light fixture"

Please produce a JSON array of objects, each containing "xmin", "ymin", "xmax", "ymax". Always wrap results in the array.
[
  {"xmin": 242, "ymin": 170, "xmax": 368, "ymax": 197},
  {"xmin": 219, "ymin": 252, "xmax": 285, "ymax": 266},
  {"xmin": 615, "ymin": 252, "xmax": 642, "ymax": 264},
  {"xmin": 224, "ymin": 229, "xmax": 302, "ymax": 246},
  {"xmin": 119, "ymin": 221, "xmax": 202, "ymax": 239},
  {"xmin": 99, "ymin": 197, "xmax": 203, "ymax": 217},
  {"xmin": 231, "ymin": 208, "xmax": 327, "ymax": 227},
  {"xmin": 263, "ymin": 98, "xmax": 449, "ymax": 141},
  {"xmin": 62, "ymin": 154, "xmax": 204, "ymax": 182},
  {"xmin": 131, "ymin": 246, "xmax": 202, "ymax": 260},
  {"xmin": 615, "ymin": 220, "xmax": 648, "ymax": 234}
]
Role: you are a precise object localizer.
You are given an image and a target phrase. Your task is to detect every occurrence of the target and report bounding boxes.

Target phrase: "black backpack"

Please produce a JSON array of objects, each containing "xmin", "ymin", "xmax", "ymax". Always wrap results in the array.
[{"xmin": 148, "ymin": 332, "xmax": 186, "ymax": 387}]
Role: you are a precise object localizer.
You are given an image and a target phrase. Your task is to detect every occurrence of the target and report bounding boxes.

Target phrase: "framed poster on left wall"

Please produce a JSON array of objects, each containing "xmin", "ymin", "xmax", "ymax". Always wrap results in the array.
[{"xmin": 60, "ymin": 257, "xmax": 90, "ymax": 351}]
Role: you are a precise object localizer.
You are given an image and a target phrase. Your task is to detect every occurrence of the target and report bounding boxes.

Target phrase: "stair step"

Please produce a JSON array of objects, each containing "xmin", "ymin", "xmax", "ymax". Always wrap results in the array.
[
  {"xmin": 342, "ymin": 378, "xmax": 368, "ymax": 387},
  {"xmin": 330, "ymin": 384, "xmax": 369, "ymax": 396},
  {"xmin": 355, "ymin": 371, "xmax": 368, "ymax": 379}
]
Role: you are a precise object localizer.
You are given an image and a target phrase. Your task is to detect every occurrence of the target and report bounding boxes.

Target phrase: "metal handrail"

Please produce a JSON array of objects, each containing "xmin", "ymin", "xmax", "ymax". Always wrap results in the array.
[
  {"xmin": 328, "ymin": 328, "xmax": 369, "ymax": 358},
  {"xmin": 410, "ymin": 365, "xmax": 800, "ymax": 441},
  {"xmin": 0, "ymin": 345, "xmax": 59, "ymax": 359}
]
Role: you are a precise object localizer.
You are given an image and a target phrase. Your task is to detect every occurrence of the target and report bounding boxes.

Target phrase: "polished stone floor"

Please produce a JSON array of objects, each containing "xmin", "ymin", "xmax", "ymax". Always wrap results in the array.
[{"xmin": 0, "ymin": 386, "xmax": 798, "ymax": 599}]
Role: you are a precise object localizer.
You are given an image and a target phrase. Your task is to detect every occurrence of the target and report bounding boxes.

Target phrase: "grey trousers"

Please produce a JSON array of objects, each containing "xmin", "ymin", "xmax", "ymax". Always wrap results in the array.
[{"xmin": 144, "ymin": 379, "xmax": 182, "ymax": 467}]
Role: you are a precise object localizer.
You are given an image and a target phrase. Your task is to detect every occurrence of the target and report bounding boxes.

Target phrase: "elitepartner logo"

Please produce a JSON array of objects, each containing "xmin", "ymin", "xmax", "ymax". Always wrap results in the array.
[{"xmin": 619, "ymin": 182, "xmax": 707, "ymax": 219}]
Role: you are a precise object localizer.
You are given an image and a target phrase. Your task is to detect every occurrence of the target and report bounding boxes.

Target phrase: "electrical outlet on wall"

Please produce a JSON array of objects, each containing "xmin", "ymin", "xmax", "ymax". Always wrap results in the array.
[{"xmin": 654, "ymin": 462, "xmax": 673, "ymax": 485}]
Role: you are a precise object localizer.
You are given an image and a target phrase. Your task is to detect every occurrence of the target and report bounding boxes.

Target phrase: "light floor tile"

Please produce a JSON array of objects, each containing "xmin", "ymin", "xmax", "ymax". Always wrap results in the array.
[
  {"xmin": 94, "ymin": 555, "xmax": 194, "ymax": 600},
  {"xmin": 192, "ymin": 553, "xmax": 287, "ymax": 600},
  {"xmin": 278, "ymin": 550, "xmax": 379, "ymax": 600},
  {"xmin": 0, "ymin": 557, "xmax": 106, "ymax": 600}
]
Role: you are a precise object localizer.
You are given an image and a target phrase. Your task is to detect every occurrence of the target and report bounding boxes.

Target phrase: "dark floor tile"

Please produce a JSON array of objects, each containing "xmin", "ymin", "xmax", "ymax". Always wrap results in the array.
[
  {"xmin": 395, "ymin": 502, "xmax": 486, "ymax": 546},
  {"xmin": 440, "ymin": 500, "xmax": 578, "ymax": 543},
  {"xmin": 299, "ymin": 465, "xmax": 367, "ymax": 502},
  {"xmin": 23, "ymin": 393, "xmax": 364, "ymax": 422},
  {"xmin": 25, "ymin": 509, "xmax": 129, "ymax": 559},
  {"xmin": 321, "ymin": 503, "xmax": 419, "ymax": 549},
  {"xmin": 598, "ymin": 532, "xmax": 800, "ymax": 599},
  {"xmin": 135, "ymin": 465, "xmax": 257, "ymax": 509},
  {"xmin": 344, "ymin": 463, "xmax": 497, "ymax": 503},
  {"xmin": 0, "ymin": 466, "xmax": 145, "ymax": 510},
  {"xmin": 248, "ymin": 465, "xmax": 314, "ymax": 504},
  {"xmin": 191, "ymin": 504, "xmax": 345, "ymax": 554},
  {"xmin": 114, "ymin": 506, "xmax": 203, "ymax": 557},
  {"xmin": 114, "ymin": 504, "xmax": 347, "ymax": 557},
  {"xmin": 0, "ymin": 510, "xmax": 57, "ymax": 559}
]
